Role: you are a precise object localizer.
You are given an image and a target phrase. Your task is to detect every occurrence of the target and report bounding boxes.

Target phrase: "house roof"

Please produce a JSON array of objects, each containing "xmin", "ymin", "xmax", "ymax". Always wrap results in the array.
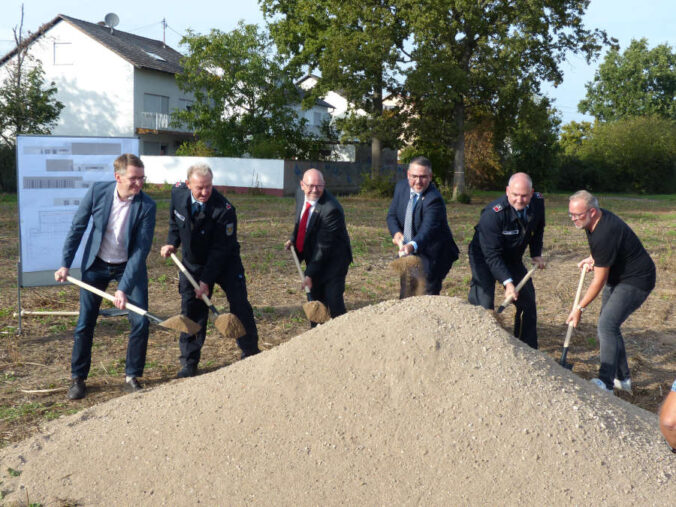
[{"xmin": 0, "ymin": 14, "xmax": 183, "ymax": 75}]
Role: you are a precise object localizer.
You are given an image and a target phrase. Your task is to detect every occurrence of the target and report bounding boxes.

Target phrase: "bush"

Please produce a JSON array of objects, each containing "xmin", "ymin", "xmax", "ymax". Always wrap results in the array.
[
  {"xmin": 359, "ymin": 173, "xmax": 396, "ymax": 198},
  {"xmin": 559, "ymin": 116, "xmax": 676, "ymax": 193},
  {"xmin": 0, "ymin": 144, "xmax": 16, "ymax": 193}
]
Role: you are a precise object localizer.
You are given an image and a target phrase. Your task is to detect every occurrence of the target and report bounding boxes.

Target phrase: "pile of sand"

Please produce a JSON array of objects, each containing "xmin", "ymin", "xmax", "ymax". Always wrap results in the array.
[{"xmin": 1, "ymin": 297, "xmax": 673, "ymax": 504}]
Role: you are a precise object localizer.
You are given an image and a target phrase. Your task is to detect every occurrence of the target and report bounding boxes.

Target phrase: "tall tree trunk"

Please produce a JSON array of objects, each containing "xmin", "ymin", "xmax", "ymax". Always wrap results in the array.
[
  {"xmin": 371, "ymin": 136, "xmax": 382, "ymax": 178},
  {"xmin": 452, "ymin": 100, "xmax": 465, "ymax": 200},
  {"xmin": 370, "ymin": 73, "xmax": 383, "ymax": 178}
]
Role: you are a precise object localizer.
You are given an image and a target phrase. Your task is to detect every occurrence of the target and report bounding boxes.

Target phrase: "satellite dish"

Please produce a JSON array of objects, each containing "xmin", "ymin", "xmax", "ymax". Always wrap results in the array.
[{"xmin": 104, "ymin": 13, "xmax": 119, "ymax": 28}]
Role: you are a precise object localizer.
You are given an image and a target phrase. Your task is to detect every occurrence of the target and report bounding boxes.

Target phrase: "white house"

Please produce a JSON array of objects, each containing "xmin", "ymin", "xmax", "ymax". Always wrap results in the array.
[{"xmin": 0, "ymin": 14, "xmax": 195, "ymax": 155}]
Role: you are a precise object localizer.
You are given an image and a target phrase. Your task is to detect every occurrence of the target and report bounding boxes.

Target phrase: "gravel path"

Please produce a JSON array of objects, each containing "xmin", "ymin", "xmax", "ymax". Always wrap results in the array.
[{"xmin": 1, "ymin": 297, "xmax": 673, "ymax": 505}]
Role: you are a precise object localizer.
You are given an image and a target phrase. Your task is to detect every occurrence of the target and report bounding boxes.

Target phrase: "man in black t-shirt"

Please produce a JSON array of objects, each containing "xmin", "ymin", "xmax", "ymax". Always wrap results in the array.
[{"xmin": 566, "ymin": 190, "xmax": 655, "ymax": 393}]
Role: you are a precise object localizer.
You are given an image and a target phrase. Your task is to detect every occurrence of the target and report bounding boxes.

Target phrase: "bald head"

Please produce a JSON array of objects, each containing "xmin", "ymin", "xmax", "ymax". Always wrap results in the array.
[
  {"xmin": 301, "ymin": 169, "xmax": 325, "ymax": 201},
  {"xmin": 506, "ymin": 172, "xmax": 534, "ymax": 211}
]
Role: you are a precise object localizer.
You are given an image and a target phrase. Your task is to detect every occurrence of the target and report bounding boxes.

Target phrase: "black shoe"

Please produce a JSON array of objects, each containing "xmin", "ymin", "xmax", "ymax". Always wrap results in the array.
[
  {"xmin": 68, "ymin": 377, "xmax": 86, "ymax": 400},
  {"xmin": 240, "ymin": 348, "xmax": 260, "ymax": 360},
  {"xmin": 123, "ymin": 377, "xmax": 143, "ymax": 393},
  {"xmin": 176, "ymin": 365, "xmax": 197, "ymax": 378}
]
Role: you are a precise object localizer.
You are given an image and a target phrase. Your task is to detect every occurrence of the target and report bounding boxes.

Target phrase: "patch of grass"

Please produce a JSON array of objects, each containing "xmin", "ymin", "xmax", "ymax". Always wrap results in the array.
[
  {"xmin": 7, "ymin": 467, "xmax": 21, "ymax": 477},
  {"xmin": 0, "ymin": 403, "xmax": 44, "ymax": 422}
]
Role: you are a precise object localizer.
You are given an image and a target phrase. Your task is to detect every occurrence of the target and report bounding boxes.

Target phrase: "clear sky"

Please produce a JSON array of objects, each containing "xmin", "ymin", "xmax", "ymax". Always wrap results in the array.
[{"xmin": 1, "ymin": 0, "xmax": 674, "ymax": 126}]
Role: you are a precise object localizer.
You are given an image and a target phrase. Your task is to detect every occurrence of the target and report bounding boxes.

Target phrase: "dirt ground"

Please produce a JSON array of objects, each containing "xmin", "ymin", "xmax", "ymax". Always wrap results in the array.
[{"xmin": 0, "ymin": 190, "xmax": 674, "ymax": 450}]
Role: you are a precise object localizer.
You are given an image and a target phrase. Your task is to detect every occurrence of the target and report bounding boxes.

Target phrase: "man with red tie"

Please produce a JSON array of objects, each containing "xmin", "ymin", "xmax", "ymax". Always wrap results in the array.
[{"xmin": 285, "ymin": 168, "xmax": 352, "ymax": 320}]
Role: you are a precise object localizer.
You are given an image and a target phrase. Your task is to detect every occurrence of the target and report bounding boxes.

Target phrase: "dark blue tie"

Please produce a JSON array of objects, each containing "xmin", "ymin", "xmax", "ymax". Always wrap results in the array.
[{"xmin": 192, "ymin": 202, "xmax": 203, "ymax": 216}]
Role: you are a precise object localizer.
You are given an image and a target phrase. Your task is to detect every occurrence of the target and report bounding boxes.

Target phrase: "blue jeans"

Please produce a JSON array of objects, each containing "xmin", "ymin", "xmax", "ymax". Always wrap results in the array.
[
  {"xmin": 72, "ymin": 257, "xmax": 149, "ymax": 379},
  {"xmin": 597, "ymin": 283, "xmax": 651, "ymax": 389}
]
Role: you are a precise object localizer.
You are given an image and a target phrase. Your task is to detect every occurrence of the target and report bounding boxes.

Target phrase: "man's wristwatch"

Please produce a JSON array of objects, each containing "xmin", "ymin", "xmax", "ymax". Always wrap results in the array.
[{"xmin": 576, "ymin": 305, "xmax": 585, "ymax": 313}]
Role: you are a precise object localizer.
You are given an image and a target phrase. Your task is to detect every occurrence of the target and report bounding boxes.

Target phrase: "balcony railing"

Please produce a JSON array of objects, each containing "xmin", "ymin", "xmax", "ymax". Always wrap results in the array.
[{"xmin": 137, "ymin": 112, "xmax": 191, "ymax": 133}]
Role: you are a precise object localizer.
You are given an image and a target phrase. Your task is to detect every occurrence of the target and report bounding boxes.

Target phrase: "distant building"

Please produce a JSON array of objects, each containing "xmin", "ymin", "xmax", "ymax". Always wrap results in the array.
[{"xmin": 0, "ymin": 14, "xmax": 194, "ymax": 155}]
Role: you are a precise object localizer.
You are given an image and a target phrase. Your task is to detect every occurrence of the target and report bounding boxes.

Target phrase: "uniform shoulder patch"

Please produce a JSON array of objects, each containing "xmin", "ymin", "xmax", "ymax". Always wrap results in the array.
[
  {"xmin": 492, "ymin": 203, "xmax": 503, "ymax": 212},
  {"xmin": 534, "ymin": 192, "xmax": 543, "ymax": 199},
  {"xmin": 225, "ymin": 202, "xmax": 232, "ymax": 210},
  {"xmin": 174, "ymin": 181, "xmax": 183, "ymax": 187}
]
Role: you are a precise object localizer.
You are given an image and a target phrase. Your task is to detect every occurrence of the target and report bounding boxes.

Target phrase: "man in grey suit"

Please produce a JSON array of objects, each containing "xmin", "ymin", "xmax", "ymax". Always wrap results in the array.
[{"xmin": 55, "ymin": 154, "xmax": 156, "ymax": 399}]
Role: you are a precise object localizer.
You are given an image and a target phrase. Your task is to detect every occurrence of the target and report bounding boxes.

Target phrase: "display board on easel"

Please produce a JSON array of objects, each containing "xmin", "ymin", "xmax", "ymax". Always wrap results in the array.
[{"xmin": 16, "ymin": 135, "xmax": 139, "ymax": 286}]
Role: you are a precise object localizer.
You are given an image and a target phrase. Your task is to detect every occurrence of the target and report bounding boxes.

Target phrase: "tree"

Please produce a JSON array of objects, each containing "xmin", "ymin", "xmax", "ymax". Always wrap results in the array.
[
  {"xmin": 577, "ymin": 116, "xmax": 676, "ymax": 193},
  {"xmin": 500, "ymin": 96, "xmax": 561, "ymax": 191},
  {"xmin": 401, "ymin": 0, "xmax": 611, "ymax": 199},
  {"xmin": 578, "ymin": 38, "xmax": 676, "ymax": 122},
  {"xmin": 260, "ymin": 0, "xmax": 408, "ymax": 176},
  {"xmin": 0, "ymin": 6, "xmax": 64, "ymax": 147},
  {"xmin": 173, "ymin": 22, "xmax": 321, "ymax": 159},
  {"xmin": 559, "ymin": 120, "xmax": 593, "ymax": 156}
]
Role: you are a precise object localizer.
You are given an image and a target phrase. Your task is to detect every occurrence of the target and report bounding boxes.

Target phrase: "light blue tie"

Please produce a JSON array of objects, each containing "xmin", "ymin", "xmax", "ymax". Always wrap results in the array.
[{"xmin": 403, "ymin": 192, "xmax": 417, "ymax": 243}]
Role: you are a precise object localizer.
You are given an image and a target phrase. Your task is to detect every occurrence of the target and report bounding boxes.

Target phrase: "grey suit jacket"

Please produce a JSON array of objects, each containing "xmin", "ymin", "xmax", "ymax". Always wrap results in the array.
[{"xmin": 61, "ymin": 181, "xmax": 156, "ymax": 295}]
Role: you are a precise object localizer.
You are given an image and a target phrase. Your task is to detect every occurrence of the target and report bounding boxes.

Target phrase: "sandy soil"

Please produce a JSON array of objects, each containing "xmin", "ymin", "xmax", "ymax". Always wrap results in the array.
[{"xmin": 1, "ymin": 296, "xmax": 673, "ymax": 505}]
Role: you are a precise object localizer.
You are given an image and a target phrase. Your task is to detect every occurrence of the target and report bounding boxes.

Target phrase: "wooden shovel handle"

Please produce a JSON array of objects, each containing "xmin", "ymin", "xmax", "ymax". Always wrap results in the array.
[
  {"xmin": 498, "ymin": 264, "xmax": 538, "ymax": 310},
  {"xmin": 66, "ymin": 275, "xmax": 148, "ymax": 318},
  {"xmin": 290, "ymin": 246, "xmax": 312, "ymax": 296},
  {"xmin": 169, "ymin": 253, "xmax": 216, "ymax": 308},
  {"xmin": 563, "ymin": 268, "xmax": 587, "ymax": 348}
]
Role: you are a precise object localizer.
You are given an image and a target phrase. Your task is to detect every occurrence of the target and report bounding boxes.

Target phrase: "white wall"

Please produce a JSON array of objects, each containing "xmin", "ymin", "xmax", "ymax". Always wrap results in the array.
[
  {"xmin": 19, "ymin": 20, "xmax": 136, "ymax": 137},
  {"xmin": 142, "ymin": 156, "xmax": 285, "ymax": 190}
]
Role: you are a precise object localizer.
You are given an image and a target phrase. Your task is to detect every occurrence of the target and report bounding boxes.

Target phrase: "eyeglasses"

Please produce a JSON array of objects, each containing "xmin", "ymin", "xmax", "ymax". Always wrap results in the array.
[
  {"xmin": 302, "ymin": 182, "xmax": 324, "ymax": 190},
  {"xmin": 408, "ymin": 174, "xmax": 430, "ymax": 180},
  {"xmin": 125, "ymin": 176, "xmax": 147, "ymax": 183},
  {"xmin": 568, "ymin": 209, "xmax": 589, "ymax": 220}
]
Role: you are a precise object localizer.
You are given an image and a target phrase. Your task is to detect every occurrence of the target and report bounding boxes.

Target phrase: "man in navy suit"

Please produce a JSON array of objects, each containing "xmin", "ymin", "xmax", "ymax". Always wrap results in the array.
[
  {"xmin": 55, "ymin": 154, "xmax": 156, "ymax": 399},
  {"xmin": 160, "ymin": 163, "xmax": 259, "ymax": 377},
  {"xmin": 285, "ymin": 168, "xmax": 352, "ymax": 320},
  {"xmin": 387, "ymin": 156, "xmax": 459, "ymax": 297}
]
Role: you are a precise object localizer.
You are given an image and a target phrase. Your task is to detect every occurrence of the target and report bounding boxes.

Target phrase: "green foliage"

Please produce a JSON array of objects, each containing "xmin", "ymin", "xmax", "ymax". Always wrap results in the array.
[
  {"xmin": 557, "ymin": 116, "xmax": 676, "ymax": 193},
  {"xmin": 261, "ymin": 0, "xmax": 407, "ymax": 174},
  {"xmin": 175, "ymin": 140, "xmax": 217, "ymax": 157},
  {"xmin": 359, "ymin": 173, "xmax": 395, "ymax": 198},
  {"xmin": 401, "ymin": 0, "xmax": 611, "ymax": 195},
  {"xmin": 500, "ymin": 96, "xmax": 561, "ymax": 191},
  {"xmin": 173, "ymin": 22, "xmax": 319, "ymax": 159},
  {"xmin": 0, "ymin": 58, "xmax": 64, "ymax": 147},
  {"xmin": 579, "ymin": 38, "xmax": 676, "ymax": 122},
  {"xmin": 559, "ymin": 121, "xmax": 594, "ymax": 157}
]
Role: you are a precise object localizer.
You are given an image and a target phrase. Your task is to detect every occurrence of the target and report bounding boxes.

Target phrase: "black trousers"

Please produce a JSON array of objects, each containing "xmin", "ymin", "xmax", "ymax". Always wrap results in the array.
[
  {"xmin": 178, "ymin": 259, "xmax": 259, "ymax": 367},
  {"xmin": 468, "ymin": 257, "xmax": 538, "ymax": 349},
  {"xmin": 310, "ymin": 270, "xmax": 348, "ymax": 319}
]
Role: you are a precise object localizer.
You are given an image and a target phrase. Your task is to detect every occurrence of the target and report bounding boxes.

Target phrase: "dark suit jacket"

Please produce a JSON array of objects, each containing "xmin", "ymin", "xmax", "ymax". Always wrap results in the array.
[
  {"xmin": 61, "ymin": 180, "xmax": 156, "ymax": 295},
  {"xmin": 166, "ymin": 183, "xmax": 240, "ymax": 286},
  {"xmin": 290, "ymin": 187, "xmax": 352, "ymax": 281},
  {"xmin": 386, "ymin": 179, "xmax": 459, "ymax": 281}
]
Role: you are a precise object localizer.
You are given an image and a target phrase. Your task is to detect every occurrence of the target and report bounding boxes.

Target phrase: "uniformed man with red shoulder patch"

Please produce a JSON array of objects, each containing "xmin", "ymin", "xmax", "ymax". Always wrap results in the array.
[
  {"xmin": 467, "ymin": 172, "xmax": 546, "ymax": 349},
  {"xmin": 160, "ymin": 163, "xmax": 259, "ymax": 378}
]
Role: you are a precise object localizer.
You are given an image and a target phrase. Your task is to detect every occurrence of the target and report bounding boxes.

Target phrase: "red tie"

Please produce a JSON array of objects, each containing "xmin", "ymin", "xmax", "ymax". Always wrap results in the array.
[{"xmin": 296, "ymin": 202, "xmax": 312, "ymax": 253}]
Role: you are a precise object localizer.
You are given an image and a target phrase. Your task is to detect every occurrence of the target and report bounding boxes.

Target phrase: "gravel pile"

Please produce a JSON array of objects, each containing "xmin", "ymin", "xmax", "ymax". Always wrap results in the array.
[{"xmin": 1, "ymin": 296, "xmax": 673, "ymax": 505}]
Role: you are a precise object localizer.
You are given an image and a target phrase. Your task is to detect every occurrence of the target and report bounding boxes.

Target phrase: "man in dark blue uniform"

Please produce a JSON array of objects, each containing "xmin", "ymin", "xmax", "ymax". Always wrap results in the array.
[
  {"xmin": 387, "ymin": 156, "xmax": 459, "ymax": 297},
  {"xmin": 160, "ymin": 163, "xmax": 259, "ymax": 378},
  {"xmin": 467, "ymin": 172, "xmax": 545, "ymax": 349}
]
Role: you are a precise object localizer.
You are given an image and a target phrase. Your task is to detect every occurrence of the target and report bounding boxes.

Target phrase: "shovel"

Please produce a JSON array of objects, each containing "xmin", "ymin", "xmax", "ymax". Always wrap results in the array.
[
  {"xmin": 66, "ymin": 275, "xmax": 201, "ymax": 334},
  {"xmin": 560, "ymin": 267, "xmax": 587, "ymax": 370},
  {"xmin": 289, "ymin": 246, "xmax": 331, "ymax": 324},
  {"xmin": 390, "ymin": 240, "xmax": 426, "ymax": 298},
  {"xmin": 496, "ymin": 264, "xmax": 538, "ymax": 313},
  {"xmin": 169, "ymin": 253, "xmax": 246, "ymax": 339}
]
